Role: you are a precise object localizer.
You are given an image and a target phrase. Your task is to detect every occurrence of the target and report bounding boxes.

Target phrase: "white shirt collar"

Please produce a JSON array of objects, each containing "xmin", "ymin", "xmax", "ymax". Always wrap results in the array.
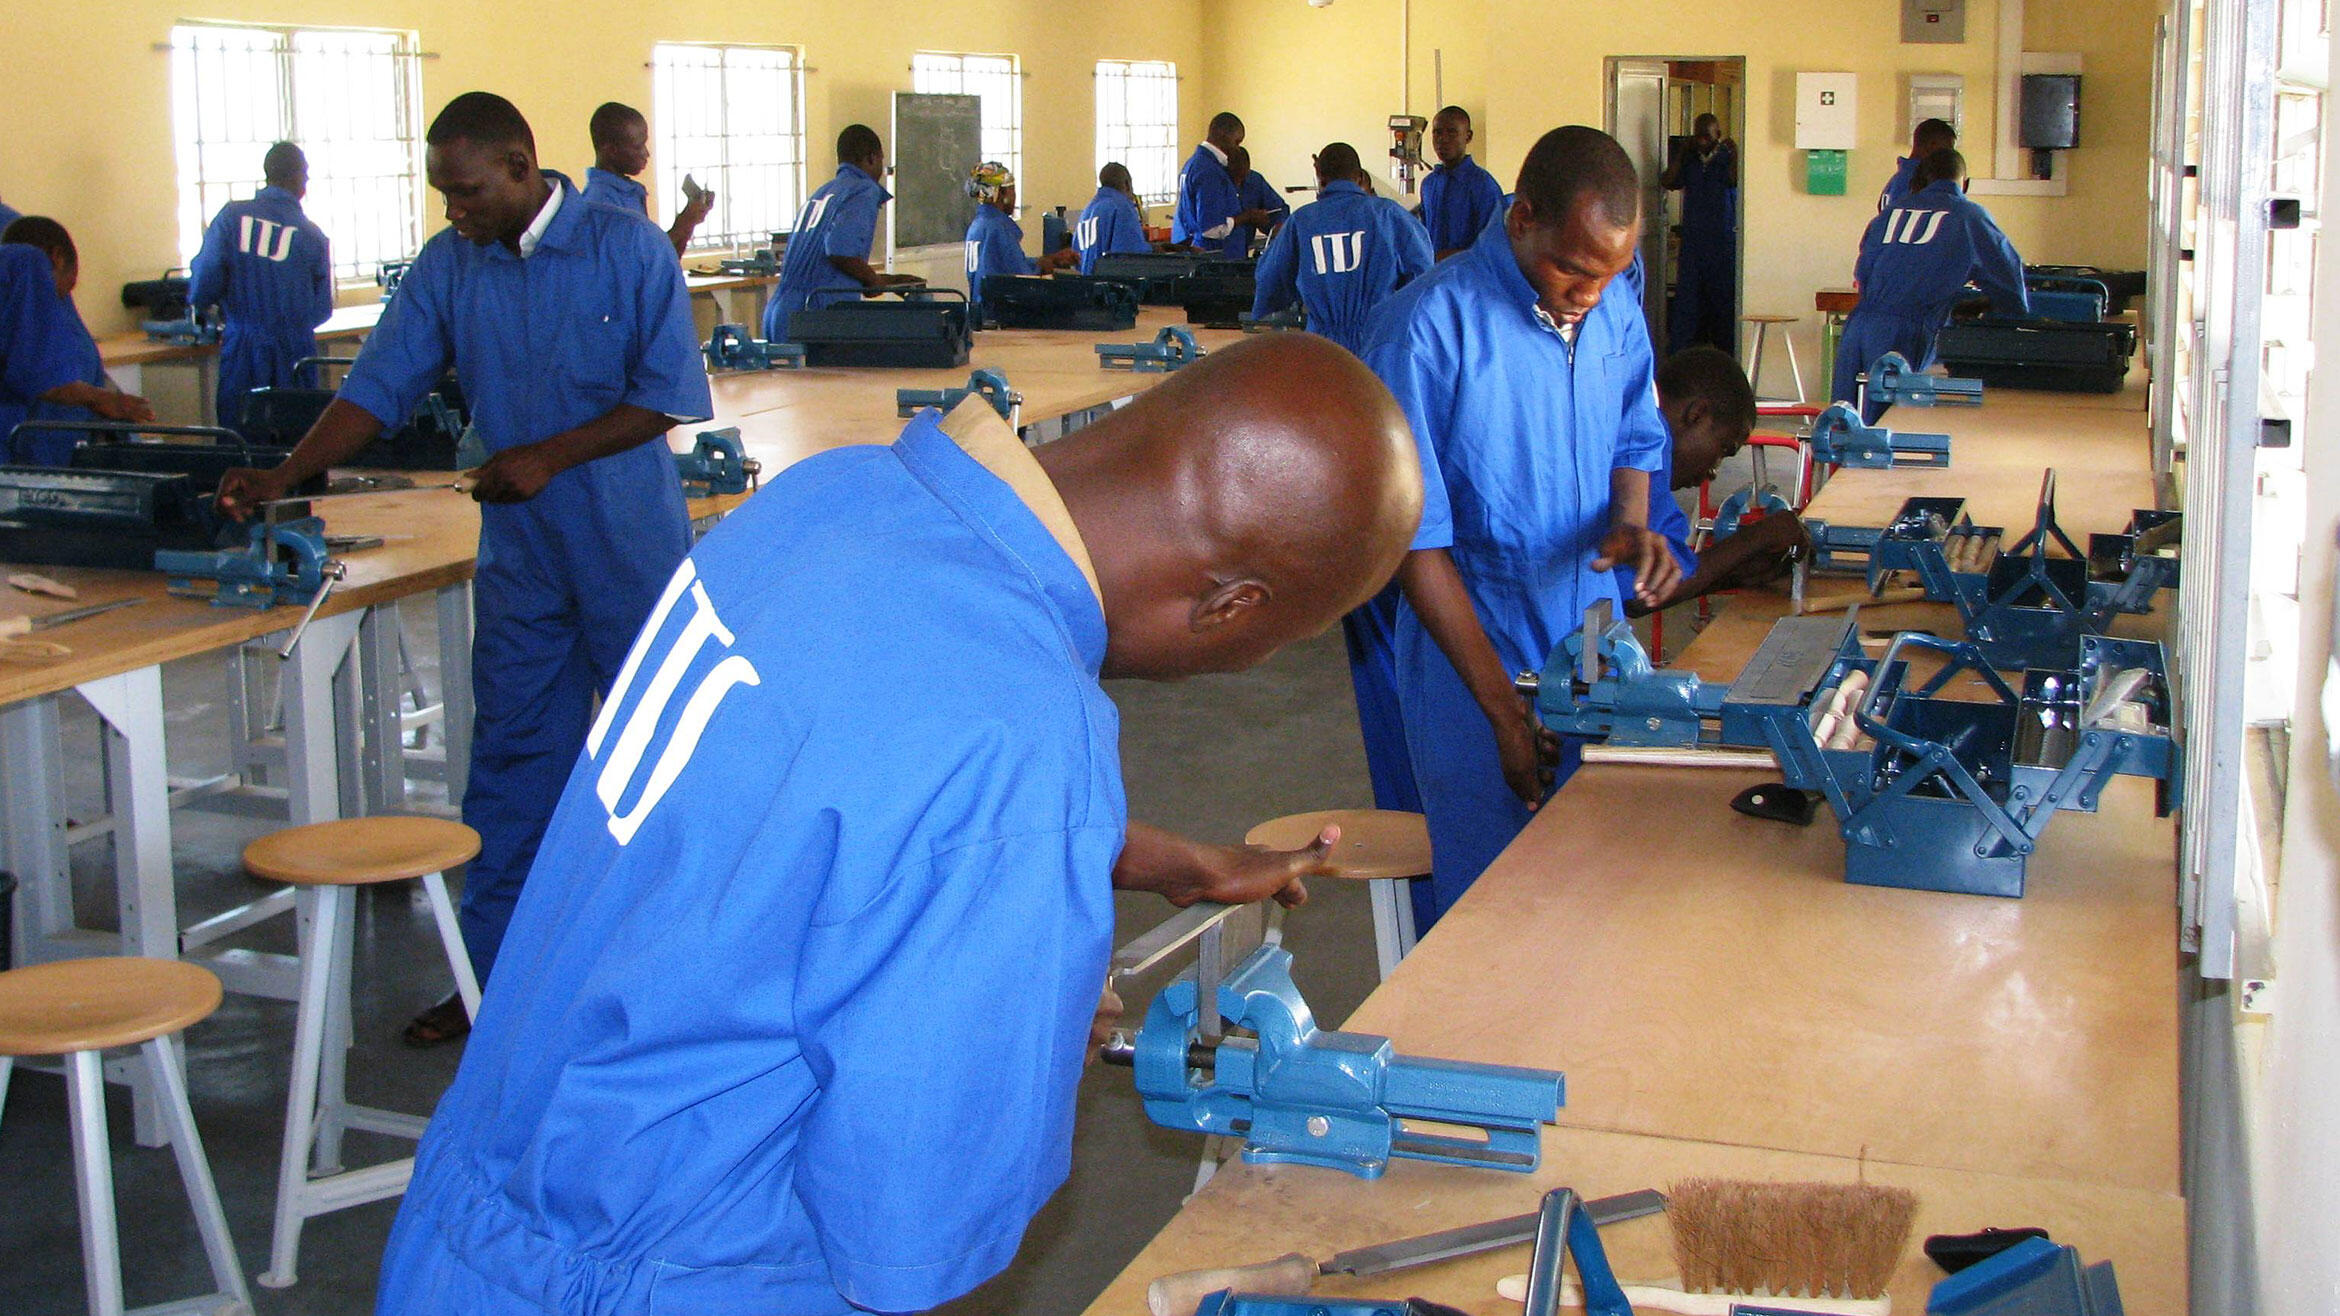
[
  {"xmin": 516, "ymin": 181, "xmax": 562, "ymax": 259},
  {"xmin": 1201, "ymin": 141, "xmax": 1229, "ymax": 167}
]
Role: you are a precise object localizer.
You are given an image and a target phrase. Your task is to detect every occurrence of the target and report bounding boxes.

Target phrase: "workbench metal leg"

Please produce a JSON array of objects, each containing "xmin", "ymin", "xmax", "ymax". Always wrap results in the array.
[
  {"xmin": 1367, "ymin": 877, "xmax": 1419, "ymax": 981},
  {"xmin": 359, "ymin": 605, "xmax": 406, "ymax": 813},
  {"xmin": 436, "ymin": 582, "xmax": 473, "ymax": 806},
  {"xmin": 279, "ymin": 610, "xmax": 362, "ymax": 827},
  {"xmin": 1, "ymin": 696, "xmax": 73, "ymax": 970},
  {"xmin": 81, "ymin": 668, "xmax": 176, "ymax": 1147}
]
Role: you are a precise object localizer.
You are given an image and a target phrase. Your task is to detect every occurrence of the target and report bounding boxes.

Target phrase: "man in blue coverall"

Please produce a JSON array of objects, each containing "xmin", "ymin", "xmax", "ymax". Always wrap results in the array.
[
  {"xmin": 1076, "ymin": 162, "xmax": 1153, "ymax": 273},
  {"xmin": 217, "ymin": 92, "xmax": 713, "ymax": 1047},
  {"xmin": 1173, "ymin": 112, "xmax": 1275, "ymax": 251},
  {"xmin": 372, "ymin": 333, "xmax": 1426, "ymax": 1316},
  {"xmin": 764, "ymin": 124, "xmax": 924, "ymax": 340},
  {"xmin": 1420, "ymin": 105, "xmax": 1505, "ymax": 260},
  {"xmin": 1225, "ymin": 146, "xmax": 1290, "ymax": 257},
  {"xmin": 1251, "ymin": 141, "xmax": 1433, "ymax": 356},
  {"xmin": 1626, "ymin": 344, "xmax": 1810, "ymax": 615},
  {"xmin": 1878, "ymin": 118, "xmax": 1958, "ymax": 214},
  {"xmin": 1661, "ymin": 113, "xmax": 1738, "ymax": 355},
  {"xmin": 0, "ymin": 217, "xmax": 153, "ymax": 464},
  {"xmin": 189, "ymin": 142, "xmax": 334, "ymax": 430},
  {"xmin": 962, "ymin": 161, "xmax": 1078, "ymax": 325},
  {"xmin": 581, "ymin": 102, "xmax": 716, "ymax": 257},
  {"xmin": 1358, "ymin": 125, "xmax": 1681, "ymax": 927},
  {"xmin": 1834, "ymin": 148, "xmax": 2028, "ymax": 422}
]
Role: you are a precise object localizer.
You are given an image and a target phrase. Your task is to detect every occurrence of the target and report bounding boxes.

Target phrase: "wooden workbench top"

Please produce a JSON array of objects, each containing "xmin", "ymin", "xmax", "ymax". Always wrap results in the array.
[{"xmin": 1080, "ymin": 1125, "xmax": 2184, "ymax": 1316}]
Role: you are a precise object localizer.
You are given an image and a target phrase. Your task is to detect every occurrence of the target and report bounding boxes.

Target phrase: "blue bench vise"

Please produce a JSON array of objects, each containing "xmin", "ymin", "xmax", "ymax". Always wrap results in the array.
[
  {"xmin": 1863, "ymin": 350, "xmax": 1984, "ymax": 407},
  {"xmin": 157, "ymin": 515, "xmax": 339, "ymax": 610},
  {"xmin": 376, "ymin": 259, "xmax": 412, "ymax": 302},
  {"xmin": 1123, "ymin": 938, "xmax": 1563, "ymax": 1178},
  {"xmin": 1522, "ymin": 602, "xmax": 2180, "ymax": 897},
  {"xmin": 1098, "ymin": 326, "xmax": 1206, "ymax": 373},
  {"xmin": 896, "ymin": 369, "xmax": 1018, "ymax": 423},
  {"xmin": 673, "ymin": 429, "xmax": 760, "ymax": 498},
  {"xmin": 1929, "ymin": 1236, "xmax": 2124, "ymax": 1315},
  {"xmin": 1808, "ymin": 401, "xmax": 1951, "ymax": 469},
  {"xmin": 704, "ymin": 323, "xmax": 806, "ymax": 372},
  {"xmin": 143, "ymin": 307, "xmax": 222, "ymax": 346},
  {"xmin": 717, "ymin": 249, "xmax": 782, "ymax": 278}
]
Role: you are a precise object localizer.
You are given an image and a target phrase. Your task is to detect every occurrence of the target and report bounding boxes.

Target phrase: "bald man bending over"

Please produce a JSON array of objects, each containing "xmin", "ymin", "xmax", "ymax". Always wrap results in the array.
[{"xmin": 376, "ymin": 332, "xmax": 1424, "ymax": 1316}]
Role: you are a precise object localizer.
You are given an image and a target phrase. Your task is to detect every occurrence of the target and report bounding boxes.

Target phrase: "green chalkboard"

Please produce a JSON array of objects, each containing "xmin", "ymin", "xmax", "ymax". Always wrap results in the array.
[{"xmin": 891, "ymin": 92, "xmax": 983, "ymax": 251}]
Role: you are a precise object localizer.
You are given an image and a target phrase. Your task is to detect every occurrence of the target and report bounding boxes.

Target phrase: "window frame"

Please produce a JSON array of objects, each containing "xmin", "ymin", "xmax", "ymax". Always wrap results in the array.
[
  {"xmin": 650, "ymin": 41, "xmax": 810, "ymax": 254},
  {"xmin": 1094, "ymin": 59, "xmax": 1181, "ymax": 211},
  {"xmin": 912, "ymin": 51, "xmax": 1024, "ymax": 207}
]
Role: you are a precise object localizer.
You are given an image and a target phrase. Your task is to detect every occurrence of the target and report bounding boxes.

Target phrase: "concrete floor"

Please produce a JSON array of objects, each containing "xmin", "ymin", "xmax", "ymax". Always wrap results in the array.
[{"xmin": 0, "ymin": 601, "xmax": 1389, "ymax": 1315}]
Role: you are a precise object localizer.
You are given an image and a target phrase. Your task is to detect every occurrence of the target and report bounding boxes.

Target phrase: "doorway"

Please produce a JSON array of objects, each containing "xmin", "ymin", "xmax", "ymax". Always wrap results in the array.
[{"xmin": 1605, "ymin": 56, "xmax": 1746, "ymax": 361}]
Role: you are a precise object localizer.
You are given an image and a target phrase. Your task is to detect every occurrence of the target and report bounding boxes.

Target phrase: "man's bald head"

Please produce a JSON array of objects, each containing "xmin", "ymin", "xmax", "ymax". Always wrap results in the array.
[{"xmin": 1035, "ymin": 335, "xmax": 1423, "ymax": 680}]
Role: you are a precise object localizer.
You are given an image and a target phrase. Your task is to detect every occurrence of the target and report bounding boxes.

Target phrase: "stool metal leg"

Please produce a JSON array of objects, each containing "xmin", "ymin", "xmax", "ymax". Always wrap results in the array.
[
  {"xmin": 1782, "ymin": 327, "xmax": 1808, "ymax": 403},
  {"xmin": 421, "ymin": 872, "xmax": 482, "ymax": 1017},
  {"xmin": 1366, "ymin": 877, "xmax": 1420, "ymax": 980},
  {"xmin": 309, "ymin": 900, "xmax": 355, "ymax": 1177},
  {"xmin": 0, "ymin": 1054, "xmax": 12, "ymax": 1131},
  {"xmin": 141, "ymin": 1034, "xmax": 253, "ymax": 1309},
  {"xmin": 263, "ymin": 884, "xmax": 343, "ymax": 1288},
  {"xmin": 66, "ymin": 1049, "xmax": 126, "ymax": 1316}
]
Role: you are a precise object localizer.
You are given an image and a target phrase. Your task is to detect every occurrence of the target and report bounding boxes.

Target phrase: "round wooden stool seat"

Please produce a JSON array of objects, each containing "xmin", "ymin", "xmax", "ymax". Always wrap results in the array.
[
  {"xmin": 1744, "ymin": 313, "xmax": 1801, "ymax": 324},
  {"xmin": 0, "ymin": 957, "xmax": 223, "ymax": 1057},
  {"xmin": 243, "ymin": 815, "xmax": 481, "ymax": 887},
  {"xmin": 1244, "ymin": 809, "xmax": 1432, "ymax": 880}
]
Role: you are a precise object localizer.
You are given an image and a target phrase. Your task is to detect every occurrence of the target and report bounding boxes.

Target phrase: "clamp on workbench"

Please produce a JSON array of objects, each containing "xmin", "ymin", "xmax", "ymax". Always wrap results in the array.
[
  {"xmin": 1808, "ymin": 401, "xmax": 1952, "ymax": 470},
  {"xmin": 1098, "ymin": 326, "xmax": 1206, "ymax": 373},
  {"xmin": 703, "ymin": 323, "xmax": 806, "ymax": 372},
  {"xmin": 673, "ymin": 428, "xmax": 761, "ymax": 498},
  {"xmin": 155, "ymin": 515, "xmax": 339, "ymax": 612},
  {"xmin": 1860, "ymin": 350, "xmax": 1984, "ymax": 409},
  {"xmin": 896, "ymin": 369, "xmax": 1020, "ymax": 425}
]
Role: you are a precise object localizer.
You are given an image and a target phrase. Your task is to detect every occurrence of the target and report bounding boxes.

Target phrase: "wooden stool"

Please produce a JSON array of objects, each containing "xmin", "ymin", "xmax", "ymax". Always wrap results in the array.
[
  {"xmin": 1245, "ymin": 809, "xmax": 1432, "ymax": 980},
  {"xmin": 0, "ymin": 957, "xmax": 251, "ymax": 1316},
  {"xmin": 1742, "ymin": 314, "xmax": 1808, "ymax": 405},
  {"xmin": 241, "ymin": 815, "xmax": 481, "ymax": 1288}
]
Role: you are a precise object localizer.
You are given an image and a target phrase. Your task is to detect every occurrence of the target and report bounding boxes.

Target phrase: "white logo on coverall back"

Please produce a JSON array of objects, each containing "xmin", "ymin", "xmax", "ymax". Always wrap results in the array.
[
  {"xmin": 238, "ymin": 216, "xmax": 297, "ymax": 262},
  {"xmin": 965, "ymin": 239, "xmax": 982, "ymax": 277},
  {"xmin": 1311, "ymin": 231, "xmax": 1367, "ymax": 275},
  {"xmin": 586, "ymin": 561, "xmax": 761, "ymax": 845},
  {"xmin": 1881, "ymin": 208, "xmax": 1948, "ymax": 245},
  {"xmin": 798, "ymin": 196, "xmax": 832, "ymax": 232},
  {"xmin": 1076, "ymin": 216, "xmax": 1100, "ymax": 249}
]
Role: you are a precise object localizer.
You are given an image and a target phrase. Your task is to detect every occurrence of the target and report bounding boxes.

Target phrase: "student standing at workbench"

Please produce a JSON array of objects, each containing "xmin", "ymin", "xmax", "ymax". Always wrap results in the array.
[
  {"xmin": 1172, "ymin": 112, "xmax": 1275, "ymax": 251},
  {"xmin": 1226, "ymin": 146, "xmax": 1290, "ymax": 257},
  {"xmin": 1833, "ymin": 148, "xmax": 2027, "ymax": 422},
  {"xmin": 1251, "ymin": 142, "xmax": 1432, "ymax": 355},
  {"xmin": 1661, "ymin": 113, "xmax": 1738, "ymax": 355},
  {"xmin": 0, "ymin": 218, "xmax": 154, "ymax": 465},
  {"xmin": 580, "ymin": 102, "xmax": 715, "ymax": 258},
  {"xmin": 962, "ymin": 161, "xmax": 1077, "ymax": 324},
  {"xmin": 1076, "ymin": 163, "xmax": 1153, "ymax": 272},
  {"xmin": 763, "ymin": 124, "xmax": 923, "ymax": 340},
  {"xmin": 1419, "ymin": 106, "xmax": 1506, "ymax": 260},
  {"xmin": 1878, "ymin": 118, "xmax": 1958, "ymax": 213},
  {"xmin": 216, "ymin": 92, "xmax": 711, "ymax": 1046},
  {"xmin": 1358, "ymin": 125, "xmax": 1678, "ymax": 927},
  {"xmin": 189, "ymin": 142, "xmax": 334, "ymax": 431},
  {"xmin": 373, "ymin": 335, "xmax": 1424, "ymax": 1316}
]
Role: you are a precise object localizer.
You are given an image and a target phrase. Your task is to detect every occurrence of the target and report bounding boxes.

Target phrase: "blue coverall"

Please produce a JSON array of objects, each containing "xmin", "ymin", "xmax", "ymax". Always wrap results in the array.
[
  {"xmin": 1360, "ymin": 207, "xmax": 1668, "ymax": 927},
  {"xmin": 1171, "ymin": 144, "xmax": 1241, "ymax": 248},
  {"xmin": 189, "ymin": 185, "xmax": 333, "ymax": 430},
  {"xmin": 963, "ymin": 203, "xmax": 1037, "ymax": 324},
  {"xmin": 579, "ymin": 167, "xmax": 650, "ymax": 217},
  {"xmin": 337, "ymin": 173, "xmax": 712, "ymax": 983},
  {"xmin": 1076, "ymin": 187, "xmax": 1151, "ymax": 271},
  {"xmin": 1419, "ymin": 154, "xmax": 1505, "ymax": 255},
  {"xmin": 1877, "ymin": 156, "xmax": 1922, "ymax": 213},
  {"xmin": 1076, "ymin": 186, "xmax": 1151, "ymax": 273},
  {"xmin": 0, "ymin": 244, "xmax": 102, "ymax": 465},
  {"xmin": 764, "ymin": 163, "xmax": 891, "ymax": 340},
  {"xmin": 1834, "ymin": 179, "xmax": 2029, "ymax": 422},
  {"xmin": 1250, "ymin": 181, "xmax": 1433, "ymax": 356},
  {"xmin": 1668, "ymin": 144, "xmax": 1738, "ymax": 355},
  {"xmin": 1225, "ymin": 169, "xmax": 1290, "ymax": 257},
  {"xmin": 377, "ymin": 408, "xmax": 1122, "ymax": 1316}
]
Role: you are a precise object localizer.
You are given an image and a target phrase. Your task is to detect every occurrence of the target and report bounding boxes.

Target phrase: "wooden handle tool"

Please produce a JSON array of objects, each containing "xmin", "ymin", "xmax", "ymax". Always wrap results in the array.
[{"xmin": 1799, "ymin": 586, "xmax": 1926, "ymax": 614}]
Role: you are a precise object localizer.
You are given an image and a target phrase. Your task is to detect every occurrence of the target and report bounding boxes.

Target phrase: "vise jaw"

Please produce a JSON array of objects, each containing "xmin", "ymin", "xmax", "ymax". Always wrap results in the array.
[
  {"xmin": 1862, "ymin": 350, "xmax": 1983, "ymax": 408},
  {"xmin": 1129, "ymin": 940, "xmax": 1563, "ymax": 1179},
  {"xmin": 673, "ymin": 428, "xmax": 760, "ymax": 498}
]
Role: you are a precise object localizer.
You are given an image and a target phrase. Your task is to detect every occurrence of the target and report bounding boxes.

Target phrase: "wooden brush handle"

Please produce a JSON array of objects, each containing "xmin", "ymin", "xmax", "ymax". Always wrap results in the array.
[{"xmin": 1149, "ymin": 1253, "xmax": 1317, "ymax": 1315}]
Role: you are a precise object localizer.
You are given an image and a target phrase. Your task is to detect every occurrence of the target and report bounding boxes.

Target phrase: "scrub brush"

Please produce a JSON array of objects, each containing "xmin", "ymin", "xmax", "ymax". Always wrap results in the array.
[{"xmin": 1497, "ymin": 1177, "xmax": 1918, "ymax": 1314}]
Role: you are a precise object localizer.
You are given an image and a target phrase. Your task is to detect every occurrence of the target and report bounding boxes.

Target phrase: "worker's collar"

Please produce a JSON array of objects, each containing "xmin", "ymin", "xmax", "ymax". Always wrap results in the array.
[
  {"xmin": 1913, "ymin": 178, "xmax": 1963, "ymax": 200},
  {"xmin": 511, "ymin": 172, "xmax": 573, "ymax": 259},
  {"xmin": 1200, "ymin": 141, "xmax": 1230, "ymax": 167},
  {"xmin": 256, "ymin": 185, "xmax": 301, "ymax": 207},
  {"xmin": 1318, "ymin": 180, "xmax": 1366, "ymax": 199},
  {"xmin": 1433, "ymin": 154, "xmax": 1475, "ymax": 173},
  {"xmin": 938, "ymin": 398, "xmax": 1101, "ymax": 607},
  {"xmin": 837, "ymin": 162, "xmax": 893, "ymax": 201},
  {"xmin": 1474, "ymin": 205, "xmax": 1555, "ymax": 329},
  {"xmin": 586, "ymin": 167, "xmax": 646, "ymax": 197}
]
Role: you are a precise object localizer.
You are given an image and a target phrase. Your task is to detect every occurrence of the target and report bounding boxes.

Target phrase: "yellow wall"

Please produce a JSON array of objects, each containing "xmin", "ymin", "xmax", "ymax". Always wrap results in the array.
[
  {"xmin": 1198, "ymin": 0, "xmax": 2161, "ymax": 399},
  {"xmin": 0, "ymin": 1, "xmax": 1206, "ymax": 332}
]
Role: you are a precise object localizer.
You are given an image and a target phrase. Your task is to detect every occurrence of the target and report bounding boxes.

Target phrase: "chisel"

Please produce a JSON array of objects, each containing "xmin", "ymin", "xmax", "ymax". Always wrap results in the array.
[
  {"xmin": 1145, "ymin": 1188, "xmax": 1667, "ymax": 1316},
  {"xmin": 0, "ymin": 596, "xmax": 145, "ymax": 639},
  {"xmin": 254, "ymin": 474, "xmax": 475, "ymax": 509}
]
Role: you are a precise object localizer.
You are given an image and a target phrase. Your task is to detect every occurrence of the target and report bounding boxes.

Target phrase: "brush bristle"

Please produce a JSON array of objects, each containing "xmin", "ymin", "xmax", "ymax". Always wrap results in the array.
[{"xmin": 1666, "ymin": 1178, "xmax": 1918, "ymax": 1300}]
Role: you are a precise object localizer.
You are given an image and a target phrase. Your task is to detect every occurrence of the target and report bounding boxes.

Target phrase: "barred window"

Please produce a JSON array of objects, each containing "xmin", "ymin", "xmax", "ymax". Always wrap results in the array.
[
  {"xmin": 1095, "ymin": 60, "xmax": 1180, "ymax": 209},
  {"xmin": 913, "ymin": 53, "xmax": 1022, "ymax": 197},
  {"xmin": 652, "ymin": 43, "xmax": 808, "ymax": 252},
  {"xmin": 169, "ymin": 22, "xmax": 424, "ymax": 283}
]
